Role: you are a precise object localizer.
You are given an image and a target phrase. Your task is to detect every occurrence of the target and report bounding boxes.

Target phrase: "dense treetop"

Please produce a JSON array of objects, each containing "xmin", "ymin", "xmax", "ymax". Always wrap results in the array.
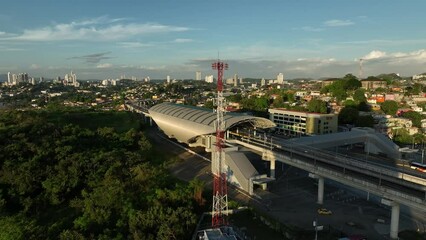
[{"xmin": 0, "ymin": 110, "xmax": 202, "ymax": 239}]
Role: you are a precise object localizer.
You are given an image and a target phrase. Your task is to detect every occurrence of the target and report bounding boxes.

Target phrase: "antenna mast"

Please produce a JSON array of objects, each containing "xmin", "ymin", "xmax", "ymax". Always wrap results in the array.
[
  {"xmin": 211, "ymin": 59, "xmax": 229, "ymax": 228},
  {"xmin": 359, "ymin": 58, "xmax": 364, "ymax": 79}
]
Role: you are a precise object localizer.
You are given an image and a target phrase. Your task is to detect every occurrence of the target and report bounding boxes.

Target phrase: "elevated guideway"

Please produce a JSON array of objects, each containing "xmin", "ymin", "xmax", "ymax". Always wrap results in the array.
[
  {"xmin": 228, "ymin": 133, "xmax": 426, "ymax": 240},
  {"xmin": 125, "ymin": 100, "xmax": 152, "ymax": 115},
  {"xmin": 285, "ymin": 127, "xmax": 401, "ymax": 160}
]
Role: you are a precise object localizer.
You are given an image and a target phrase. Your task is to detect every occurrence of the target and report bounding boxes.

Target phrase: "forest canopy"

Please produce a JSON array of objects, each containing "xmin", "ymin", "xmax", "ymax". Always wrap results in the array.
[{"xmin": 0, "ymin": 110, "xmax": 201, "ymax": 239}]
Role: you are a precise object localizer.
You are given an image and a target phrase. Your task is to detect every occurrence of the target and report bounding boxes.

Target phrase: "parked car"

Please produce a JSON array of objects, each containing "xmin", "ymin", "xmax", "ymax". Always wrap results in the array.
[{"xmin": 317, "ymin": 208, "xmax": 332, "ymax": 215}]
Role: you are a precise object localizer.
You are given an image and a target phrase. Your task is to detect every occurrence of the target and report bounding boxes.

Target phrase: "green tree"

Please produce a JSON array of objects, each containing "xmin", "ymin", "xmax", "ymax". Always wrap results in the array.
[
  {"xmin": 307, "ymin": 99, "xmax": 327, "ymax": 113},
  {"xmin": 353, "ymin": 89, "xmax": 367, "ymax": 103},
  {"xmin": 401, "ymin": 111, "xmax": 424, "ymax": 128},
  {"xmin": 343, "ymin": 74, "xmax": 361, "ymax": 90},
  {"xmin": 339, "ymin": 107, "xmax": 359, "ymax": 125},
  {"xmin": 381, "ymin": 100, "xmax": 398, "ymax": 115},
  {"xmin": 271, "ymin": 95, "xmax": 285, "ymax": 108},
  {"xmin": 0, "ymin": 110, "xmax": 199, "ymax": 239},
  {"xmin": 344, "ymin": 100, "xmax": 357, "ymax": 107},
  {"xmin": 325, "ymin": 79, "xmax": 348, "ymax": 101},
  {"xmin": 355, "ymin": 115, "xmax": 375, "ymax": 128},
  {"xmin": 204, "ymin": 100, "xmax": 214, "ymax": 109},
  {"xmin": 227, "ymin": 94, "xmax": 242, "ymax": 103},
  {"xmin": 358, "ymin": 101, "xmax": 371, "ymax": 112},
  {"xmin": 393, "ymin": 128, "xmax": 413, "ymax": 145}
]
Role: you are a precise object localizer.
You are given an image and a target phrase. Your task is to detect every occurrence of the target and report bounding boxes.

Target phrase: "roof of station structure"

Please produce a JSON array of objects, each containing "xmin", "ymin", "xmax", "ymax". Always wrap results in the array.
[{"xmin": 148, "ymin": 102, "xmax": 275, "ymax": 144}]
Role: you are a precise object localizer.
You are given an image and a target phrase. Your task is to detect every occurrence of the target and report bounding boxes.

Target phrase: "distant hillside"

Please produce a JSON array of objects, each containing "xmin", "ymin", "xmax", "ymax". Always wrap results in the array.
[{"xmin": 376, "ymin": 73, "xmax": 402, "ymax": 81}]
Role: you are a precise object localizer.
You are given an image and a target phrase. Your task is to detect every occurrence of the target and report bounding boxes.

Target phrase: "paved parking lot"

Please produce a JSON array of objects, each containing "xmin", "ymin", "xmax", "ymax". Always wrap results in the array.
[{"xmin": 258, "ymin": 163, "xmax": 426, "ymax": 239}]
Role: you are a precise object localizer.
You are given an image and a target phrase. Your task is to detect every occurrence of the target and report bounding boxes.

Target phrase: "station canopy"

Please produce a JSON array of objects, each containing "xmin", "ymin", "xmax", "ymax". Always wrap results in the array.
[{"xmin": 149, "ymin": 102, "xmax": 275, "ymax": 144}]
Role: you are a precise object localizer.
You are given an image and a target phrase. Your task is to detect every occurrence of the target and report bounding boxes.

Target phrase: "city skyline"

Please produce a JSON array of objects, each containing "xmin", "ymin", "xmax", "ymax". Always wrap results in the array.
[{"xmin": 1, "ymin": 0, "xmax": 426, "ymax": 79}]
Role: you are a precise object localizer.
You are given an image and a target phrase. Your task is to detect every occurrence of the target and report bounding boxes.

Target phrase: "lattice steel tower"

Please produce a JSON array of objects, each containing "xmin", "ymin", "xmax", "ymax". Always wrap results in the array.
[{"xmin": 211, "ymin": 60, "xmax": 229, "ymax": 228}]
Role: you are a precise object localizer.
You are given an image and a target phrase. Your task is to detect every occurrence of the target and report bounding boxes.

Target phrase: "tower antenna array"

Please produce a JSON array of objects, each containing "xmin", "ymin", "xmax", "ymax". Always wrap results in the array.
[{"xmin": 211, "ymin": 59, "xmax": 229, "ymax": 228}]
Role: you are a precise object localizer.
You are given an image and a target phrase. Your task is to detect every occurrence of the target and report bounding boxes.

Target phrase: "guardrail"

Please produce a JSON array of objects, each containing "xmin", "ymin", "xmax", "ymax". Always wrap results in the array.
[
  {"xmin": 228, "ymin": 131, "xmax": 426, "ymax": 189},
  {"xmin": 266, "ymin": 149, "xmax": 426, "ymax": 210}
]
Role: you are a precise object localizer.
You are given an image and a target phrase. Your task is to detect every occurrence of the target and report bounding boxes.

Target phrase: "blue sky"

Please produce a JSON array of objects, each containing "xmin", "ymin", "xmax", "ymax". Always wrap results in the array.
[{"xmin": 1, "ymin": 0, "xmax": 426, "ymax": 79}]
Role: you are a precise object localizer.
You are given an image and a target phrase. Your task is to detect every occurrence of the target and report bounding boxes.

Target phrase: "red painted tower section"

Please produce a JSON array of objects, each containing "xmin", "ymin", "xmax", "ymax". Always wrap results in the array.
[{"xmin": 211, "ymin": 60, "xmax": 229, "ymax": 228}]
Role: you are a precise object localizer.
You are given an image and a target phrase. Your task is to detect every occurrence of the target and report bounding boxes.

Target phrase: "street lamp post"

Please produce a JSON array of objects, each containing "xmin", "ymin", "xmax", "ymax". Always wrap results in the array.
[{"xmin": 313, "ymin": 220, "xmax": 323, "ymax": 240}]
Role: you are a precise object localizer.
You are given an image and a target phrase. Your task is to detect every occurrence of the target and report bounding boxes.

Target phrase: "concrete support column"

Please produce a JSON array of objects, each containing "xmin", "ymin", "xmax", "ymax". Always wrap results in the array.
[
  {"xmin": 270, "ymin": 159, "xmax": 276, "ymax": 178},
  {"xmin": 390, "ymin": 202, "xmax": 400, "ymax": 240},
  {"xmin": 149, "ymin": 117, "xmax": 152, "ymax": 126},
  {"xmin": 207, "ymin": 136, "xmax": 211, "ymax": 150},
  {"xmin": 317, "ymin": 177, "xmax": 324, "ymax": 205}
]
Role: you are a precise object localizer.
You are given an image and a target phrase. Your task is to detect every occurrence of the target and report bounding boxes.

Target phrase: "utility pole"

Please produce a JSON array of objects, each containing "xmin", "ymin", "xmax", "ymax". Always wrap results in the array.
[{"xmin": 359, "ymin": 58, "xmax": 364, "ymax": 80}]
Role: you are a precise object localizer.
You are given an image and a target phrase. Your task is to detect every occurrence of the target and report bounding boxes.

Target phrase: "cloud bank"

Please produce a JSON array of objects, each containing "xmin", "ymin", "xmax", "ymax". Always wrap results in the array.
[{"xmin": 0, "ymin": 16, "xmax": 190, "ymax": 41}]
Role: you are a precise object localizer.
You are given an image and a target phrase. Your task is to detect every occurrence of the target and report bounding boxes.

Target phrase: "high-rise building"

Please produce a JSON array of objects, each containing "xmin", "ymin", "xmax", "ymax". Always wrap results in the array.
[
  {"xmin": 261, "ymin": 78, "xmax": 266, "ymax": 87},
  {"xmin": 12, "ymin": 74, "xmax": 17, "ymax": 85},
  {"xmin": 7, "ymin": 72, "xmax": 11, "ymax": 84},
  {"xmin": 166, "ymin": 75, "xmax": 171, "ymax": 84},
  {"xmin": 277, "ymin": 73, "xmax": 284, "ymax": 84},
  {"xmin": 225, "ymin": 78, "xmax": 234, "ymax": 85},
  {"xmin": 64, "ymin": 71, "xmax": 79, "ymax": 87},
  {"xmin": 205, "ymin": 75, "xmax": 214, "ymax": 83},
  {"xmin": 233, "ymin": 74, "xmax": 238, "ymax": 87},
  {"xmin": 196, "ymin": 71, "xmax": 202, "ymax": 80}
]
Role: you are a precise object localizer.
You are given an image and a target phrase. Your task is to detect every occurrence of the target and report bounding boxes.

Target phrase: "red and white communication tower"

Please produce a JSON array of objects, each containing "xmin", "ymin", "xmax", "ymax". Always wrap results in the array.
[{"xmin": 211, "ymin": 60, "xmax": 229, "ymax": 228}]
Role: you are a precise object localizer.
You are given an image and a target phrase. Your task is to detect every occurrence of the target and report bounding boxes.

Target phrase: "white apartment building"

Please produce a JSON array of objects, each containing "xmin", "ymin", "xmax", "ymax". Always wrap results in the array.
[
  {"xmin": 195, "ymin": 71, "xmax": 202, "ymax": 80},
  {"xmin": 269, "ymin": 108, "xmax": 338, "ymax": 136},
  {"xmin": 277, "ymin": 73, "xmax": 284, "ymax": 84},
  {"xmin": 412, "ymin": 73, "xmax": 426, "ymax": 80},
  {"xmin": 205, "ymin": 75, "xmax": 214, "ymax": 83}
]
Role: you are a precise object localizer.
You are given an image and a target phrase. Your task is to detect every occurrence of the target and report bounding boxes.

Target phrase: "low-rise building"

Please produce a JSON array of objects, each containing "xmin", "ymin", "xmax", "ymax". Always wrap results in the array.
[
  {"xmin": 268, "ymin": 108, "xmax": 338, "ymax": 136},
  {"xmin": 375, "ymin": 116, "xmax": 418, "ymax": 136},
  {"xmin": 361, "ymin": 78, "xmax": 387, "ymax": 90}
]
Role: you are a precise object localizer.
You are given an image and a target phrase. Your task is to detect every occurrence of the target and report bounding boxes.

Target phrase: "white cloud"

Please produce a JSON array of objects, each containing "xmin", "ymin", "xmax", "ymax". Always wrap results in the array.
[
  {"xmin": 0, "ymin": 45, "xmax": 23, "ymax": 51},
  {"xmin": 300, "ymin": 26, "xmax": 324, "ymax": 32},
  {"xmin": 29, "ymin": 64, "xmax": 41, "ymax": 69},
  {"xmin": 324, "ymin": 19, "xmax": 354, "ymax": 27},
  {"xmin": 138, "ymin": 65, "xmax": 166, "ymax": 70},
  {"xmin": 362, "ymin": 50, "xmax": 387, "ymax": 60},
  {"xmin": 97, "ymin": 63, "xmax": 113, "ymax": 68},
  {"xmin": 173, "ymin": 38, "xmax": 193, "ymax": 43},
  {"xmin": 362, "ymin": 49, "xmax": 426, "ymax": 63},
  {"xmin": 1, "ymin": 17, "xmax": 190, "ymax": 41},
  {"xmin": 118, "ymin": 42, "xmax": 152, "ymax": 48}
]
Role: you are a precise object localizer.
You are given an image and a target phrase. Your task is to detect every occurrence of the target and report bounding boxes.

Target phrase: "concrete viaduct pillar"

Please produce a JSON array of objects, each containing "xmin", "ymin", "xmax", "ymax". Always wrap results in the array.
[
  {"xmin": 317, "ymin": 177, "xmax": 324, "ymax": 205},
  {"xmin": 390, "ymin": 202, "xmax": 400, "ymax": 239},
  {"xmin": 270, "ymin": 159, "xmax": 275, "ymax": 178}
]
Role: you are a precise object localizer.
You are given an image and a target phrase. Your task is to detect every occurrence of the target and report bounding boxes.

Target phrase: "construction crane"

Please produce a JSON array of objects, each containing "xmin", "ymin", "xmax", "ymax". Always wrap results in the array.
[{"xmin": 211, "ymin": 60, "xmax": 229, "ymax": 228}]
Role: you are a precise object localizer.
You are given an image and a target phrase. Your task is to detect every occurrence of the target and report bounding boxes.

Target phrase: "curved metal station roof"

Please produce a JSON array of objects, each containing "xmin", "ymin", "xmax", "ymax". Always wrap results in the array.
[{"xmin": 149, "ymin": 102, "xmax": 275, "ymax": 144}]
